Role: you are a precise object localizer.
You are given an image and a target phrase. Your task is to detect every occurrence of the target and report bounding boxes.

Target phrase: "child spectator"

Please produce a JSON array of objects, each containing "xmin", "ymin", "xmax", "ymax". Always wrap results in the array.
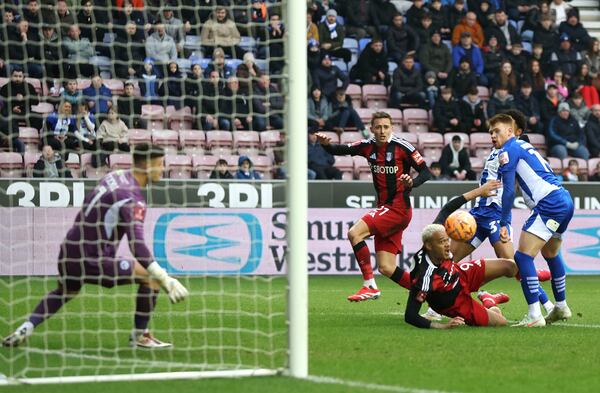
[
  {"xmin": 96, "ymin": 108, "xmax": 130, "ymax": 167},
  {"xmin": 33, "ymin": 145, "xmax": 72, "ymax": 178},
  {"xmin": 210, "ymin": 158, "xmax": 233, "ymax": 179},
  {"xmin": 562, "ymin": 159, "xmax": 582, "ymax": 181},
  {"xmin": 235, "ymin": 156, "xmax": 262, "ymax": 180}
]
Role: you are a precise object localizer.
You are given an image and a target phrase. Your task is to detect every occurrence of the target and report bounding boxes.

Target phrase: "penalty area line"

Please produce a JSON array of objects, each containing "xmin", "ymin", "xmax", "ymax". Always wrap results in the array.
[{"xmin": 306, "ymin": 375, "xmax": 463, "ymax": 393}]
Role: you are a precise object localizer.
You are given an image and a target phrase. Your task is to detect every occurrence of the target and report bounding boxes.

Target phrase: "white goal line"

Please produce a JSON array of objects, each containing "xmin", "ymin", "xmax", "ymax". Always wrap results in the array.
[{"xmin": 305, "ymin": 375, "xmax": 463, "ymax": 393}]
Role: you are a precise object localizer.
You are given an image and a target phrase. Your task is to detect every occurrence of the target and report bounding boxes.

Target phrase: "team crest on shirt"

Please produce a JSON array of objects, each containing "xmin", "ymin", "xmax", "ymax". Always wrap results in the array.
[
  {"xmin": 411, "ymin": 150, "xmax": 424, "ymax": 165},
  {"xmin": 386, "ymin": 152, "xmax": 393, "ymax": 161},
  {"xmin": 499, "ymin": 151, "xmax": 509, "ymax": 165},
  {"xmin": 133, "ymin": 202, "xmax": 146, "ymax": 221}
]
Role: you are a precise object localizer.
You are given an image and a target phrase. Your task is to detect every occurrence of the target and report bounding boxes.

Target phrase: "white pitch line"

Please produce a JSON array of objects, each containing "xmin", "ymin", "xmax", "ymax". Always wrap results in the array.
[{"xmin": 306, "ymin": 375, "xmax": 463, "ymax": 393}]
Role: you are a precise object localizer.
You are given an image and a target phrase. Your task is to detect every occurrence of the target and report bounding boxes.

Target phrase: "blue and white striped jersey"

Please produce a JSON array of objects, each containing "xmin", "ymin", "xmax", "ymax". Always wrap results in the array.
[
  {"xmin": 498, "ymin": 137, "xmax": 562, "ymax": 226},
  {"xmin": 473, "ymin": 148, "xmax": 503, "ymax": 210}
]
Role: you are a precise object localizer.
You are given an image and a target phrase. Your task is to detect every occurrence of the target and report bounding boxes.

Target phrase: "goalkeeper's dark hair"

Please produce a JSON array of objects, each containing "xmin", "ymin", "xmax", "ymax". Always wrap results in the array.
[
  {"xmin": 501, "ymin": 109, "xmax": 527, "ymax": 134},
  {"xmin": 133, "ymin": 143, "xmax": 165, "ymax": 165}
]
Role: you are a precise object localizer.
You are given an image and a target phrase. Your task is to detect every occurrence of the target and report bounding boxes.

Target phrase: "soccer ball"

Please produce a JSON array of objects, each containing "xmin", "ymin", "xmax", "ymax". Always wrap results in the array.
[{"xmin": 444, "ymin": 211, "xmax": 477, "ymax": 241}]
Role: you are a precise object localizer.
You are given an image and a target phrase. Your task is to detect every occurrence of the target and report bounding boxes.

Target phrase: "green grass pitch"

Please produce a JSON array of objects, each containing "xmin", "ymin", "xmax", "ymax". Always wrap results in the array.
[{"xmin": 1, "ymin": 275, "xmax": 600, "ymax": 392}]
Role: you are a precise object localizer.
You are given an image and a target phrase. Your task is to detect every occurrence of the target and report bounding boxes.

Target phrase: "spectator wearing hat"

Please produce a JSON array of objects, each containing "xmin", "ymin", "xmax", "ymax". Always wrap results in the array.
[
  {"xmin": 419, "ymin": 29, "xmax": 452, "ymax": 84},
  {"xmin": 312, "ymin": 53, "xmax": 349, "ymax": 100},
  {"xmin": 551, "ymin": 33, "xmax": 583, "ymax": 77},
  {"xmin": 424, "ymin": 71, "xmax": 440, "ymax": 109},
  {"xmin": 350, "ymin": 39, "xmax": 389, "ymax": 85},
  {"xmin": 539, "ymin": 83, "xmax": 563, "ymax": 132},
  {"xmin": 439, "ymin": 135, "xmax": 476, "ymax": 180},
  {"xmin": 390, "ymin": 55, "xmax": 427, "ymax": 108},
  {"xmin": 533, "ymin": 14, "xmax": 559, "ymax": 64},
  {"xmin": 386, "ymin": 12, "xmax": 420, "ymax": 64},
  {"xmin": 370, "ymin": 0, "xmax": 398, "ymax": 34},
  {"xmin": 487, "ymin": 84, "xmax": 516, "ymax": 118},
  {"xmin": 559, "ymin": 8, "xmax": 592, "ymax": 52},
  {"xmin": 318, "ymin": 9, "xmax": 351, "ymax": 63},
  {"xmin": 451, "ymin": 12, "xmax": 485, "ymax": 47},
  {"xmin": 452, "ymin": 31, "xmax": 486, "ymax": 85},
  {"xmin": 307, "ymin": 38, "xmax": 322, "ymax": 74},
  {"xmin": 459, "ymin": 86, "xmax": 487, "ymax": 133},
  {"xmin": 585, "ymin": 104, "xmax": 600, "ymax": 158},
  {"xmin": 237, "ymin": 51, "xmax": 263, "ymax": 93},
  {"xmin": 433, "ymin": 86, "xmax": 463, "ymax": 133},
  {"xmin": 548, "ymin": 102, "xmax": 590, "ymax": 159},
  {"xmin": 447, "ymin": 56, "xmax": 478, "ymax": 99},
  {"xmin": 515, "ymin": 81, "xmax": 543, "ymax": 133},
  {"xmin": 139, "ymin": 57, "xmax": 161, "ymax": 104},
  {"xmin": 341, "ymin": 0, "xmax": 377, "ymax": 40},
  {"xmin": 484, "ymin": 9, "xmax": 520, "ymax": 51}
]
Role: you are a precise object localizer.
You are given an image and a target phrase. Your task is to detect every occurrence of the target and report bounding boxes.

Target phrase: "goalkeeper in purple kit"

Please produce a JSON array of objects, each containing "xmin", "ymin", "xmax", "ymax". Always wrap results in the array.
[{"xmin": 3, "ymin": 144, "xmax": 189, "ymax": 348}]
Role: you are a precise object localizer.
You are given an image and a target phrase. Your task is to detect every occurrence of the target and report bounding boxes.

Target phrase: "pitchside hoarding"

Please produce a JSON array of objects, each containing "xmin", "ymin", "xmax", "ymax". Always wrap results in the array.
[{"xmin": 2, "ymin": 207, "xmax": 599, "ymax": 276}]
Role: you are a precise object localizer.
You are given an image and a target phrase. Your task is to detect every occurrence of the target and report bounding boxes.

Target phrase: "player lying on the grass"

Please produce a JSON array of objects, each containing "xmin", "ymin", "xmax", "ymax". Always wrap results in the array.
[
  {"xmin": 492, "ymin": 113, "xmax": 574, "ymax": 327},
  {"xmin": 3, "ymin": 143, "xmax": 189, "ymax": 348},
  {"xmin": 315, "ymin": 111, "xmax": 430, "ymax": 302},
  {"xmin": 404, "ymin": 181, "xmax": 549, "ymax": 329},
  {"xmin": 421, "ymin": 109, "xmax": 554, "ymax": 322}
]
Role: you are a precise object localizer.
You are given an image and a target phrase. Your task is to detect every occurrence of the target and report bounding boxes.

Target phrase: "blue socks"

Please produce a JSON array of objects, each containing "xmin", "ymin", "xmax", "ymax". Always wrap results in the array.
[
  {"xmin": 515, "ymin": 251, "xmax": 539, "ymax": 305},
  {"xmin": 545, "ymin": 254, "xmax": 567, "ymax": 302}
]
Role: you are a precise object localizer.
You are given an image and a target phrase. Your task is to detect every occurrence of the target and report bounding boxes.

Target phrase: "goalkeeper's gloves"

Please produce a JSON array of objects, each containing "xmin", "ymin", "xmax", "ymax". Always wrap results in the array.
[{"xmin": 147, "ymin": 262, "xmax": 189, "ymax": 304}]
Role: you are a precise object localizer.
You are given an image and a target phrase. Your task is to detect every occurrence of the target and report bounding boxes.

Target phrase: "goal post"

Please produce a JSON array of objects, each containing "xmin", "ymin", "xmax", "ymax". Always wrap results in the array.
[{"xmin": 0, "ymin": 0, "xmax": 308, "ymax": 384}]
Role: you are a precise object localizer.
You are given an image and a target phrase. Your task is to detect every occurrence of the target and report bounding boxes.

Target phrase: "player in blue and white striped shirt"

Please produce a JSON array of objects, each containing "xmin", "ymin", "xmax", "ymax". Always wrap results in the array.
[{"xmin": 491, "ymin": 113, "xmax": 574, "ymax": 327}]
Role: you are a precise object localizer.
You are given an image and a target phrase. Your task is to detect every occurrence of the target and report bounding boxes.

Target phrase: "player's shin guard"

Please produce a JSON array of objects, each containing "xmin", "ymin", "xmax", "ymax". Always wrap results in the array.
[
  {"xmin": 389, "ymin": 267, "xmax": 411, "ymax": 289},
  {"xmin": 134, "ymin": 285, "xmax": 159, "ymax": 332},
  {"xmin": 514, "ymin": 251, "xmax": 540, "ymax": 306},
  {"xmin": 29, "ymin": 288, "xmax": 74, "ymax": 327},
  {"xmin": 544, "ymin": 255, "xmax": 567, "ymax": 302},
  {"xmin": 352, "ymin": 241, "xmax": 374, "ymax": 281}
]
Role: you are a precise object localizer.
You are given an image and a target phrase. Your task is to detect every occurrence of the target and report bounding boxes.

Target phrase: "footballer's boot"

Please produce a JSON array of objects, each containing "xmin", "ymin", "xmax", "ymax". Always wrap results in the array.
[
  {"xmin": 421, "ymin": 307, "xmax": 443, "ymax": 321},
  {"xmin": 2, "ymin": 327, "xmax": 30, "ymax": 347},
  {"xmin": 130, "ymin": 332, "xmax": 172, "ymax": 348},
  {"xmin": 545, "ymin": 305, "xmax": 572, "ymax": 324},
  {"xmin": 347, "ymin": 286, "xmax": 381, "ymax": 302},
  {"xmin": 478, "ymin": 291, "xmax": 510, "ymax": 309},
  {"xmin": 511, "ymin": 314, "xmax": 546, "ymax": 328}
]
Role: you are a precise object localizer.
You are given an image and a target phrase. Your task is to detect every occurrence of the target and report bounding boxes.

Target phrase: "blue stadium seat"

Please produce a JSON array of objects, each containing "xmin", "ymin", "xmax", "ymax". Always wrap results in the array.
[
  {"xmin": 333, "ymin": 60, "xmax": 347, "ymax": 72},
  {"xmin": 522, "ymin": 42, "xmax": 532, "ymax": 54},
  {"xmin": 358, "ymin": 38, "xmax": 372, "ymax": 53},
  {"xmin": 239, "ymin": 36, "xmax": 257, "ymax": 53},
  {"xmin": 343, "ymin": 38, "xmax": 359, "ymax": 55},
  {"xmin": 521, "ymin": 30, "xmax": 534, "ymax": 42},
  {"xmin": 388, "ymin": 61, "xmax": 398, "ymax": 76},
  {"xmin": 226, "ymin": 59, "xmax": 243, "ymax": 72}
]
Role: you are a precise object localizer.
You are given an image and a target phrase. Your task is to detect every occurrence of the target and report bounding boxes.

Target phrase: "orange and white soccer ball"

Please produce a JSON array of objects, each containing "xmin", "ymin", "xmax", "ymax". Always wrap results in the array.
[{"xmin": 444, "ymin": 211, "xmax": 477, "ymax": 241}]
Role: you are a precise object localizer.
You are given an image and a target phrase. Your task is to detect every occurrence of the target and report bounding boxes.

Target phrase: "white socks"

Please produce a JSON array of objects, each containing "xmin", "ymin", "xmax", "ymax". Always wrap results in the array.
[{"xmin": 364, "ymin": 279, "xmax": 377, "ymax": 289}]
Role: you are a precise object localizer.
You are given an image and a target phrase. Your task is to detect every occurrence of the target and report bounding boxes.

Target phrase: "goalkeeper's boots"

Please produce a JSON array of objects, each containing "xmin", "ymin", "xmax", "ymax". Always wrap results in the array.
[
  {"xmin": 421, "ymin": 307, "xmax": 443, "ymax": 321},
  {"xmin": 2, "ymin": 327, "xmax": 30, "ymax": 347},
  {"xmin": 545, "ymin": 305, "xmax": 572, "ymax": 324},
  {"xmin": 130, "ymin": 332, "xmax": 172, "ymax": 348},
  {"xmin": 347, "ymin": 286, "xmax": 381, "ymax": 302},
  {"xmin": 511, "ymin": 314, "xmax": 546, "ymax": 328}
]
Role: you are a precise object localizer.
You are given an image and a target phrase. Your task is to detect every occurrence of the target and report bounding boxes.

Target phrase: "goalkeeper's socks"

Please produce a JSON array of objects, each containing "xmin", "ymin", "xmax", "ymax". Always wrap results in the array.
[
  {"xmin": 544, "ymin": 255, "xmax": 567, "ymax": 302},
  {"xmin": 29, "ymin": 288, "xmax": 72, "ymax": 327},
  {"xmin": 352, "ymin": 241, "xmax": 374, "ymax": 281},
  {"xmin": 134, "ymin": 285, "xmax": 159, "ymax": 331},
  {"xmin": 389, "ymin": 267, "xmax": 411, "ymax": 290},
  {"xmin": 15, "ymin": 321, "xmax": 34, "ymax": 337}
]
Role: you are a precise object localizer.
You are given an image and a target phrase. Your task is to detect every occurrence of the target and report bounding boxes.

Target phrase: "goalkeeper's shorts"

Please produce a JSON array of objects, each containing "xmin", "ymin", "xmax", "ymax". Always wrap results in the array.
[{"xmin": 58, "ymin": 253, "xmax": 135, "ymax": 291}]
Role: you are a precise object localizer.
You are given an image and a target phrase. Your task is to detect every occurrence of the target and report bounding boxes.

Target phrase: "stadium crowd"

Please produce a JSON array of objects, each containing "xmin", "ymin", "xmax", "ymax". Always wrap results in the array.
[{"xmin": 0, "ymin": 0, "xmax": 599, "ymax": 181}]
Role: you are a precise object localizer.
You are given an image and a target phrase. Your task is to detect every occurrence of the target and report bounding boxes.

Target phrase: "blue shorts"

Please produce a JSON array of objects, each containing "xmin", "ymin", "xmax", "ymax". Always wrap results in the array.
[
  {"xmin": 468, "ymin": 209, "xmax": 512, "ymax": 248},
  {"xmin": 523, "ymin": 189, "xmax": 574, "ymax": 241}
]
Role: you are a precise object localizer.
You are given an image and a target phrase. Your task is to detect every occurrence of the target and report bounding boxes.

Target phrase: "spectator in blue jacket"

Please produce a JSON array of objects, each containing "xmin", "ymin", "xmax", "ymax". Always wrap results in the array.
[
  {"xmin": 82, "ymin": 75, "xmax": 112, "ymax": 122},
  {"xmin": 235, "ymin": 156, "xmax": 263, "ymax": 180},
  {"xmin": 307, "ymin": 129, "xmax": 342, "ymax": 180},
  {"xmin": 547, "ymin": 102, "xmax": 590, "ymax": 159},
  {"xmin": 452, "ymin": 31, "xmax": 486, "ymax": 85}
]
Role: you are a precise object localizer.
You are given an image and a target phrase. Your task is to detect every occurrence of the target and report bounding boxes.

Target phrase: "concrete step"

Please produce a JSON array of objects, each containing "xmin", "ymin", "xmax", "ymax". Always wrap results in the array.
[
  {"xmin": 571, "ymin": 0, "xmax": 598, "ymax": 9},
  {"xmin": 580, "ymin": 10, "xmax": 600, "ymax": 21}
]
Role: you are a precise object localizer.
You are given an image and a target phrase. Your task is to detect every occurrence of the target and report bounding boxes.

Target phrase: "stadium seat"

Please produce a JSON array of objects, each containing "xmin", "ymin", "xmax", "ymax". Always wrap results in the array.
[
  {"xmin": 469, "ymin": 132, "xmax": 492, "ymax": 157},
  {"xmin": 77, "ymin": 79, "xmax": 92, "ymax": 91},
  {"xmin": 403, "ymin": 108, "xmax": 429, "ymax": 133},
  {"xmin": 358, "ymin": 38, "xmax": 371, "ymax": 53},
  {"xmin": 24, "ymin": 152, "xmax": 40, "ymax": 177},
  {"xmin": 25, "ymin": 78, "xmax": 42, "ymax": 96},
  {"xmin": 168, "ymin": 107, "xmax": 194, "ymax": 131},
  {"xmin": 470, "ymin": 157, "xmax": 485, "ymax": 174},
  {"xmin": 176, "ymin": 58, "xmax": 192, "ymax": 74},
  {"xmin": 319, "ymin": 131, "xmax": 340, "ymax": 145},
  {"xmin": 165, "ymin": 154, "xmax": 193, "ymax": 179},
  {"xmin": 31, "ymin": 102, "xmax": 55, "ymax": 116},
  {"xmin": 152, "ymin": 130, "xmax": 179, "ymax": 155},
  {"xmin": 547, "ymin": 157, "xmax": 563, "ymax": 174},
  {"xmin": 527, "ymin": 133, "xmax": 546, "ymax": 156},
  {"xmin": 128, "ymin": 129, "xmax": 153, "ymax": 146},
  {"xmin": 333, "ymin": 60, "xmax": 348, "ymax": 72},
  {"xmin": 233, "ymin": 131, "xmax": 261, "ymax": 156},
  {"xmin": 340, "ymin": 131, "xmax": 363, "ymax": 145},
  {"xmin": 562, "ymin": 158, "xmax": 588, "ymax": 178},
  {"xmin": 588, "ymin": 158, "xmax": 600, "ymax": 177},
  {"xmin": 239, "ymin": 36, "xmax": 257, "ymax": 53},
  {"xmin": 443, "ymin": 132, "xmax": 470, "ymax": 150},
  {"xmin": 334, "ymin": 156, "xmax": 355, "ymax": 180},
  {"xmin": 179, "ymin": 130, "xmax": 206, "ymax": 157},
  {"xmin": 396, "ymin": 132, "xmax": 418, "ymax": 146},
  {"xmin": 386, "ymin": 108, "xmax": 403, "ymax": 128},
  {"xmin": 226, "ymin": 59, "xmax": 243, "ymax": 72},
  {"xmin": 249, "ymin": 155, "xmax": 273, "ymax": 179},
  {"xmin": 362, "ymin": 84, "xmax": 388, "ymax": 109},
  {"xmin": 104, "ymin": 79, "xmax": 124, "ymax": 95},
  {"xmin": 477, "ymin": 86, "xmax": 490, "ymax": 102},
  {"xmin": 65, "ymin": 153, "xmax": 81, "ymax": 178},
  {"xmin": 223, "ymin": 155, "xmax": 240, "ymax": 170},
  {"xmin": 141, "ymin": 105, "xmax": 166, "ymax": 130},
  {"xmin": 0, "ymin": 77, "xmax": 8, "ymax": 89},
  {"xmin": 353, "ymin": 155, "xmax": 371, "ymax": 180},
  {"xmin": 346, "ymin": 84, "xmax": 362, "ymax": 108},
  {"xmin": 343, "ymin": 38, "xmax": 359, "ymax": 55},
  {"xmin": 19, "ymin": 127, "xmax": 40, "ymax": 153},
  {"xmin": 206, "ymin": 130, "xmax": 234, "ymax": 155},
  {"xmin": 356, "ymin": 108, "xmax": 375, "ymax": 125},
  {"xmin": 192, "ymin": 155, "xmax": 219, "ymax": 179},
  {"xmin": 80, "ymin": 153, "xmax": 104, "ymax": 178},
  {"xmin": 0, "ymin": 152, "xmax": 23, "ymax": 178},
  {"xmin": 109, "ymin": 153, "xmax": 133, "ymax": 170},
  {"xmin": 418, "ymin": 133, "xmax": 444, "ymax": 161},
  {"xmin": 388, "ymin": 61, "xmax": 398, "ymax": 77},
  {"xmin": 260, "ymin": 130, "xmax": 281, "ymax": 150}
]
